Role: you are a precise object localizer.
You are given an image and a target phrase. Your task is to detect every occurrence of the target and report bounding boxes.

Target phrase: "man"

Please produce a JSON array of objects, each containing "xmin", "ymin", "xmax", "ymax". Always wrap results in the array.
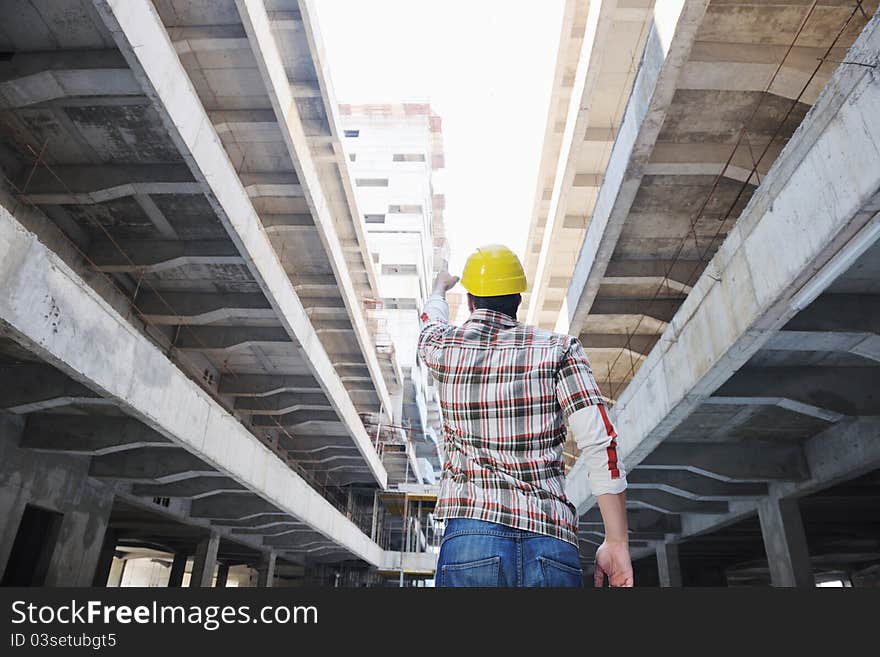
[{"xmin": 418, "ymin": 244, "xmax": 632, "ymax": 587}]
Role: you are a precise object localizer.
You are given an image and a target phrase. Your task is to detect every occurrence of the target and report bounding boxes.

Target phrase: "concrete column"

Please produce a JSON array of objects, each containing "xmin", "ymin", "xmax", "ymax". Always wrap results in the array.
[
  {"xmin": 0, "ymin": 417, "xmax": 28, "ymax": 577},
  {"xmin": 0, "ymin": 491, "xmax": 27, "ymax": 580},
  {"xmin": 656, "ymin": 541, "xmax": 683, "ymax": 587},
  {"xmin": 215, "ymin": 562, "xmax": 229, "ymax": 588},
  {"xmin": 91, "ymin": 529, "xmax": 117, "ymax": 587},
  {"xmin": 167, "ymin": 552, "xmax": 187, "ymax": 587},
  {"xmin": 46, "ymin": 502, "xmax": 113, "ymax": 587},
  {"xmin": 758, "ymin": 497, "xmax": 814, "ymax": 588},
  {"xmin": 189, "ymin": 533, "xmax": 220, "ymax": 588},
  {"xmin": 256, "ymin": 551, "xmax": 276, "ymax": 588}
]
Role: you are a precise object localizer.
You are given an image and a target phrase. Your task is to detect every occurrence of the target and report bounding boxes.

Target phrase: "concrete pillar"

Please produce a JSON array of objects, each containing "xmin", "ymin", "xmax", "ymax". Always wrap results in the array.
[
  {"xmin": 0, "ymin": 417, "xmax": 29, "ymax": 577},
  {"xmin": 167, "ymin": 552, "xmax": 187, "ymax": 587},
  {"xmin": 0, "ymin": 491, "xmax": 27, "ymax": 580},
  {"xmin": 256, "ymin": 551, "xmax": 276, "ymax": 588},
  {"xmin": 106, "ymin": 557, "xmax": 125, "ymax": 587},
  {"xmin": 189, "ymin": 532, "xmax": 220, "ymax": 588},
  {"xmin": 758, "ymin": 497, "xmax": 814, "ymax": 588},
  {"xmin": 46, "ymin": 502, "xmax": 113, "ymax": 587},
  {"xmin": 91, "ymin": 529, "xmax": 117, "ymax": 587},
  {"xmin": 656, "ymin": 541, "xmax": 683, "ymax": 587},
  {"xmin": 215, "ymin": 562, "xmax": 229, "ymax": 588}
]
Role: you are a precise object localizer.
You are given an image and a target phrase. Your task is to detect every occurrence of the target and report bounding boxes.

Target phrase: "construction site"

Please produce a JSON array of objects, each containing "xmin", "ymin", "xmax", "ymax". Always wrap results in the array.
[{"xmin": 0, "ymin": 0, "xmax": 878, "ymax": 588}]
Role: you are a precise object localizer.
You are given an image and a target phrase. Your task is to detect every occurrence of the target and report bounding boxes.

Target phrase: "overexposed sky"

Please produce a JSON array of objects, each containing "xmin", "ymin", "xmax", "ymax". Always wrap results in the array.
[{"xmin": 313, "ymin": 0, "xmax": 564, "ymax": 274}]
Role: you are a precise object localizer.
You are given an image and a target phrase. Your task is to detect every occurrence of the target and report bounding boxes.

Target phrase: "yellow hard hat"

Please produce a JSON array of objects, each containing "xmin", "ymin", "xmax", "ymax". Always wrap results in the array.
[{"xmin": 460, "ymin": 244, "xmax": 528, "ymax": 297}]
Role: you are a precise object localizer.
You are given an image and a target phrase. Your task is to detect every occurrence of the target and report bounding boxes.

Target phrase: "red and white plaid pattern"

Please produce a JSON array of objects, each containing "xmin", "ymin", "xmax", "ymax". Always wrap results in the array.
[{"xmin": 418, "ymin": 306, "xmax": 613, "ymax": 546}]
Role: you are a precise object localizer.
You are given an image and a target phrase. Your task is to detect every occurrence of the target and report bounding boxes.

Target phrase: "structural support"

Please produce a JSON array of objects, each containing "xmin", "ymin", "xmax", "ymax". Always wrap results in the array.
[
  {"xmin": 90, "ymin": 0, "xmax": 387, "ymax": 487},
  {"xmin": 235, "ymin": 0, "xmax": 395, "ymax": 419},
  {"xmin": 256, "ymin": 551, "xmax": 276, "ymax": 588},
  {"xmin": 91, "ymin": 529, "xmax": 117, "ymax": 587},
  {"xmin": 656, "ymin": 541, "xmax": 683, "ymax": 588},
  {"xmin": 560, "ymin": 0, "xmax": 710, "ymax": 335},
  {"xmin": 167, "ymin": 553, "xmax": 187, "ymax": 588},
  {"xmin": 757, "ymin": 497, "xmax": 814, "ymax": 588},
  {"xmin": 0, "ymin": 204, "xmax": 385, "ymax": 565},
  {"xmin": 190, "ymin": 533, "xmax": 220, "ymax": 588},
  {"xmin": 566, "ymin": 13, "xmax": 880, "ymax": 513},
  {"xmin": 215, "ymin": 562, "xmax": 229, "ymax": 588}
]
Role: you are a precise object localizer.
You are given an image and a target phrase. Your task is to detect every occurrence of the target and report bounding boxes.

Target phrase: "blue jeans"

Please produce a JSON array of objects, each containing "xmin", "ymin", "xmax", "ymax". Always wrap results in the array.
[{"xmin": 435, "ymin": 518, "xmax": 583, "ymax": 587}]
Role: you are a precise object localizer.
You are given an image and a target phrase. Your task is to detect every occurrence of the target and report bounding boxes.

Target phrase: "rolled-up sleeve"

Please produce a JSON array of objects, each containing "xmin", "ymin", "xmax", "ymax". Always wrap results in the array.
[{"xmin": 555, "ymin": 338, "xmax": 627, "ymax": 496}]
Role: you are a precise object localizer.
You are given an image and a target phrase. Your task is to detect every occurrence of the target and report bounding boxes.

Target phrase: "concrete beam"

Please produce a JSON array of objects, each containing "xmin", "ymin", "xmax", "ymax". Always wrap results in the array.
[
  {"xmin": 638, "ymin": 442, "xmax": 809, "ymax": 483},
  {"xmin": 173, "ymin": 326, "xmax": 290, "ymax": 351},
  {"xmin": 234, "ymin": 392, "xmax": 331, "ymax": 414},
  {"xmin": 20, "ymin": 181, "xmax": 204, "ymax": 205},
  {"xmin": 190, "ymin": 495, "xmax": 280, "ymax": 521},
  {"xmin": 89, "ymin": 239, "xmax": 244, "ymax": 273},
  {"xmin": 17, "ymin": 163, "xmax": 196, "ymax": 193},
  {"xmin": 0, "ymin": 60, "xmax": 140, "ymax": 108},
  {"xmin": 135, "ymin": 291, "xmax": 275, "ymax": 325},
  {"xmin": 579, "ymin": 333, "xmax": 657, "ymax": 360},
  {"xmin": 581, "ymin": 530, "xmax": 667, "ymax": 543},
  {"xmin": 566, "ymin": 12, "xmax": 880, "ymax": 512},
  {"xmin": 526, "ymin": 0, "xmax": 623, "ymax": 325},
  {"xmin": 703, "ymin": 396, "xmax": 845, "ymax": 425},
  {"xmin": 674, "ymin": 415, "xmax": 880, "ymax": 547},
  {"xmin": 131, "ymin": 477, "xmax": 248, "ymax": 499},
  {"xmin": 784, "ymin": 294, "xmax": 880, "ymax": 334},
  {"xmin": 22, "ymin": 414, "xmax": 171, "ymax": 455},
  {"xmin": 580, "ymin": 507, "xmax": 681, "ymax": 534},
  {"xmin": 765, "ymin": 331, "xmax": 880, "ymax": 364},
  {"xmin": 235, "ymin": 0, "xmax": 395, "ymax": 421},
  {"xmin": 627, "ymin": 469, "xmax": 767, "ymax": 499},
  {"xmin": 212, "ymin": 515, "xmax": 292, "ymax": 529},
  {"xmin": 233, "ymin": 524, "xmax": 308, "ymax": 537},
  {"xmin": 0, "ymin": 363, "xmax": 105, "ymax": 412},
  {"xmin": 218, "ymin": 374, "xmax": 320, "ymax": 396},
  {"xmin": 604, "ymin": 259, "xmax": 704, "ymax": 286},
  {"xmin": 0, "ymin": 202, "xmax": 385, "ymax": 565},
  {"xmin": 559, "ymin": 0, "xmax": 711, "ymax": 335},
  {"xmin": 591, "ymin": 297, "xmax": 683, "ymax": 323},
  {"xmin": 89, "ymin": 448, "xmax": 219, "ymax": 483},
  {"xmin": 90, "ymin": 0, "xmax": 387, "ymax": 487},
  {"xmin": 713, "ymin": 367, "xmax": 880, "ymax": 416},
  {"xmin": 251, "ymin": 410, "xmax": 339, "ymax": 427},
  {"xmin": 627, "ymin": 489, "xmax": 728, "ymax": 515}
]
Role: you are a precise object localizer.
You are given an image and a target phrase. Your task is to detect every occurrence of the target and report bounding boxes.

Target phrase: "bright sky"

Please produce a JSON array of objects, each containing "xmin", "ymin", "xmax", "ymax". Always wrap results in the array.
[{"xmin": 313, "ymin": 0, "xmax": 564, "ymax": 274}]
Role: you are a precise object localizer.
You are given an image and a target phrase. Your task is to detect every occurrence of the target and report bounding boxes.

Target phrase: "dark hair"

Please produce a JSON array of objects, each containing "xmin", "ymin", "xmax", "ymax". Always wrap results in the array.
[{"xmin": 469, "ymin": 293, "xmax": 522, "ymax": 319}]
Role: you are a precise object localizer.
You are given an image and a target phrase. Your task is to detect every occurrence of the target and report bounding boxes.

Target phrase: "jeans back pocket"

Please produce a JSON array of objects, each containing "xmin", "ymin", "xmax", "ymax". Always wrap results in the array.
[
  {"xmin": 440, "ymin": 555, "xmax": 502, "ymax": 587},
  {"xmin": 539, "ymin": 556, "xmax": 583, "ymax": 588}
]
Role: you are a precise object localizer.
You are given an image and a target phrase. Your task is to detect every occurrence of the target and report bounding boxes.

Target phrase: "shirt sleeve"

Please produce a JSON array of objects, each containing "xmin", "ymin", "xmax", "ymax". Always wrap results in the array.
[
  {"xmin": 417, "ymin": 293, "xmax": 452, "ymax": 372},
  {"xmin": 569, "ymin": 405, "xmax": 627, "ymax": 496},
  {"xmin": 555, "ymin": 337, "xmax": 626, "ymax": 496},
  {"xmin": 554, "ymin": 337, "xmax": 605, "ymax": 416}
]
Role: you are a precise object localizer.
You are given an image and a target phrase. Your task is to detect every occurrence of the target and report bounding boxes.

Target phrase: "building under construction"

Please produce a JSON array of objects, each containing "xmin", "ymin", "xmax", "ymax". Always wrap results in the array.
[{"xmin": 0, "ymin": 0, "xmax": 879, "ymax": 588}]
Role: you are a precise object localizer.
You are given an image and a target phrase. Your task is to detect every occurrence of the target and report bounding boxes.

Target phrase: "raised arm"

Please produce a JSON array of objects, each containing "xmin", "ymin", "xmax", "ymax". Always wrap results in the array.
[{"xmin": 417, "ymin": 269, "xmax": 459, "ymax": 369}]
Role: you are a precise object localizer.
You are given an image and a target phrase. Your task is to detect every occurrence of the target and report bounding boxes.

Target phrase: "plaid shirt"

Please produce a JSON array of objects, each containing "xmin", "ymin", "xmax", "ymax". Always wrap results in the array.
[{"xmin": 418, "ymin": 296, "xmax": 624, "ymax": 546}]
